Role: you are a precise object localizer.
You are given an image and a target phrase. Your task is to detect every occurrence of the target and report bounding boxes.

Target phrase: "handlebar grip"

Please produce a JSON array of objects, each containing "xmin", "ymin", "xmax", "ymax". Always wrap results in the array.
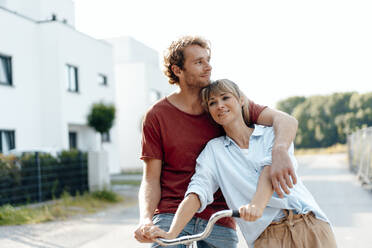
[{"xmin": 232, "ymin": 210, "xmax": 240, "ymax": 218}]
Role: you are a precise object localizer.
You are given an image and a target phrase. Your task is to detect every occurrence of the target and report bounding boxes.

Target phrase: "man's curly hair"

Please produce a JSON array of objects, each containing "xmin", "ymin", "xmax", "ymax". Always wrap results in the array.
[{"xmin": 163, "ymin": 36, "xmax": 211, "ymax": 85}]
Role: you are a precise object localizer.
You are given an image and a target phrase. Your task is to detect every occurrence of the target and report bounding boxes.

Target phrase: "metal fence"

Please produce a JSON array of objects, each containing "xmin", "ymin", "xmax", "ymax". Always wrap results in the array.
[
  {"xmin": 347, "ymin": 127, "xmax": 372, "ymax": 186},
  {"xmin": 0, "ymin": 152, "xmax": 88, "ymax": 206}
]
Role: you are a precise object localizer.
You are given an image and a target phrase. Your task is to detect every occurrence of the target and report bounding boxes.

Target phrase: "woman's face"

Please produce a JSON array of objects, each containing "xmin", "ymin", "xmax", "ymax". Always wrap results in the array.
[{"xmin": 207, "ymin": 91, "xmax": 243, "ymax": 126}]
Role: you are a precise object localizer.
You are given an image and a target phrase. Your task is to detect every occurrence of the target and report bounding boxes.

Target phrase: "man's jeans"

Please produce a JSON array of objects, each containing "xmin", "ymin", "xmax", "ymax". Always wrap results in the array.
[{"xmin": 151, "ymin": 213, "xmax": 238, "ymax": 248}]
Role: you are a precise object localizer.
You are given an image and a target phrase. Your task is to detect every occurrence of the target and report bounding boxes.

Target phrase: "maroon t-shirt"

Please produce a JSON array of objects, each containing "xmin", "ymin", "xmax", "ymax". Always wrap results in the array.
[{"xmin": 141, "ymin": 98, "xmax": 266, "ymax": 229}]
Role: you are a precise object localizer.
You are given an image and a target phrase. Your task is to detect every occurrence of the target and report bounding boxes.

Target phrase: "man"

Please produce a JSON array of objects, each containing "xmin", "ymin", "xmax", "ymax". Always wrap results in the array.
[{"xmin": 134, "ymin": 36, "xmax": 298, "ymax": 247}]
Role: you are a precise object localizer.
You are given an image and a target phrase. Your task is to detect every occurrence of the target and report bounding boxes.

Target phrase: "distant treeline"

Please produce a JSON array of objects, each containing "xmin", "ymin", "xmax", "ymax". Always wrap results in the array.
[{"xmin": 276, "ymin": 92, "xmax": 372, "ymax": 148}]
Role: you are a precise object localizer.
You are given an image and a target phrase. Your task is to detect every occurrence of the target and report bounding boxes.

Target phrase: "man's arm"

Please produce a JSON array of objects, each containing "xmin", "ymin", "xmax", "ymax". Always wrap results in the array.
[
  {"xmin": 134, "ymin": 158, "xmax": 162, "ymax": 243},
  {"xmin": 256, "ymin": 107, "xmax": 298, "ymax": 198}
]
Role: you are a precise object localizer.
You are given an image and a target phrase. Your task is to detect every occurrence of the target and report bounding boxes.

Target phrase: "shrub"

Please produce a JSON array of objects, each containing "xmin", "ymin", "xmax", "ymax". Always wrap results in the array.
[{"xmin": 91, "ymin": 189, "xmax": 121, "ymax": 203}]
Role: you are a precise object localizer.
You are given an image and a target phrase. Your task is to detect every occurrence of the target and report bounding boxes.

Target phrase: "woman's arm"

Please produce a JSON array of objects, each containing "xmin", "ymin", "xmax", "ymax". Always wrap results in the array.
[
  {"xmin": 148, "ymin": 144, "xmax": 219, "ymax": 240},
  {"xmin": 239, "ymin": 166, "xmax": 274, "ymax": 222},
  {"xmin": 148, "ymin": 193, "xmax": 201, "ymax": 240}
]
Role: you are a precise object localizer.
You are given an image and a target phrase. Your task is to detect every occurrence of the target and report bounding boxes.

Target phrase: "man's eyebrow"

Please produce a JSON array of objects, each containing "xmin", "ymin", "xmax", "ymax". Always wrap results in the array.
[{"xmin": 192, "ymin": 55, "xmax": 209, "ymax": 62}]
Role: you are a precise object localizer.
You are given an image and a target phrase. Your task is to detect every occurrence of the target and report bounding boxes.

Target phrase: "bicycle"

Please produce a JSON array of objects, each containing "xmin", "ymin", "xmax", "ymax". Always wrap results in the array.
[{"xmin": 154, "ymin": 209, "xmax": 240, "ymax": 248}]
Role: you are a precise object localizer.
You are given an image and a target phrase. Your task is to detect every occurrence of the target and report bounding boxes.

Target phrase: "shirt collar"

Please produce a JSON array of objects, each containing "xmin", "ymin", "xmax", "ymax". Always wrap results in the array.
[
  {"xmin": 251, "ymin": 125, "xmax": 264, "ymax": 136},
  {"xmin": 223, "ymin": 136, "xmax": 234, "ymax": 147},
  {"xmin": 223, "ymin": 125, "xmax": 264, "ymax": 147}
]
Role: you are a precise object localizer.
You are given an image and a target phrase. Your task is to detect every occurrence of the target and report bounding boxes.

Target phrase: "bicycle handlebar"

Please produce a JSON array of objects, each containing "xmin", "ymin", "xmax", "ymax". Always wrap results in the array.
[{"xmin": 155, "ymin": 209, "xmax": 240, "ymax": 246}]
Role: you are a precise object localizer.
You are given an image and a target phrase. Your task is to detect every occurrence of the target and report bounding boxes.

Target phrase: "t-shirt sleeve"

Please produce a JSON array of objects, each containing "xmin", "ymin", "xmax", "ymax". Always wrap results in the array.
[
  {"xmin": 185, "ymin": 143, "xmax": 219, "ymax": 213},
  {"xmin": 140, "ymin": 109, "xmax": 163, "ymax": 161},
  {"xmin": 248, "ymin": 100, "xmax": 267, "ymax": 124}
]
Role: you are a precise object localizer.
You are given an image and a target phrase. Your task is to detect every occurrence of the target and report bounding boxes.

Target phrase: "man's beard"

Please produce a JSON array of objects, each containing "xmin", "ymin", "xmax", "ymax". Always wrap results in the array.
[{"xmin": 185, "ymin": 76, "xmax": 211, "ymax": 89}]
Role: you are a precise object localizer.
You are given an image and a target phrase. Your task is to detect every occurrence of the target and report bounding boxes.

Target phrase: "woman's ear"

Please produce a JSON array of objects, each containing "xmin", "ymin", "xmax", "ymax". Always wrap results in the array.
[{"xmin": 240, "ymin": 97, "xmax": 245, "ymax": 106}]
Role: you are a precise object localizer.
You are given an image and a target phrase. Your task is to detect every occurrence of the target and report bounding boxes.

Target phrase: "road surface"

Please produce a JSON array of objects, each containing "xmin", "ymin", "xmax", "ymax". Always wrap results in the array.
[{"xmin": 1, "ymin": 154, "xmax": 371, "ymax": 248}]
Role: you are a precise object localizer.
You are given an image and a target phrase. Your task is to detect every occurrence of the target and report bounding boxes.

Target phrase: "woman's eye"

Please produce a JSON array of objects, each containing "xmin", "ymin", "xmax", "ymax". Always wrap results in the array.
[
  {"xmin": 209, "ymin": 101, "xmax": 216, "ymax": 106},
  {"xmin": 222, "ymin": 96, "xmax": 230, "ymax": 100}
]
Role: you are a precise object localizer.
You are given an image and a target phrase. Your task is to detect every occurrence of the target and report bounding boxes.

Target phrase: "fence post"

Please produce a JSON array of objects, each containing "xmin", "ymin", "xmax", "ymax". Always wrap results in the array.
[
  {"xmin": 88, "ymin": 151, "xmax": 110, "ymax": 192},
  {"xmin": 79, "ymin": 151, "xmax": 84, "ymax": 192},
  {"xmin": 35, "ymin": 152, "xmax": 42, "ymax": 202}
]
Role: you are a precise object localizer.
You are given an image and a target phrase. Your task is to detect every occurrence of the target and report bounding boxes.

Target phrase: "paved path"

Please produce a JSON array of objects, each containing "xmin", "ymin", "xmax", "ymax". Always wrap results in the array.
[{"xmin": 1, "ymin": 154, "xmax": 372, "ymax": 248}]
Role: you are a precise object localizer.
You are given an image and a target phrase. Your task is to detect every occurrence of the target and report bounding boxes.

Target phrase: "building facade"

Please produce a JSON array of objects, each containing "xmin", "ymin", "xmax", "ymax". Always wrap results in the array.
[
  {"xmin": 0, "ymin": 0, "xmax": 120, "ymax": 173},
  {"xmin": 107, "ymin": 37, "xmax": 174, "ymax": 171}
]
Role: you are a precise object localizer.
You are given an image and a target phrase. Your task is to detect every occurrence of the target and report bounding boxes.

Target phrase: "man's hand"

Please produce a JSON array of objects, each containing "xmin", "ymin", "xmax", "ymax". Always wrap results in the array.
[
  {"xmin": 134, "ymin": 221, "xmax": 155, "ymax": 243},
  {"xmin": 239, "ymin": 204, "xmax": 264, "ymax": 222},
  {"xmin": 147, "ymin": 226, "xmax": 177, "ymax": 241},
  {"xmin": 135, "ymin": 158, "xmax": 162, "ymax": 243},
  {"xmin": 271, "ymin": 146, "xmax": 297, "ymax": 198}
]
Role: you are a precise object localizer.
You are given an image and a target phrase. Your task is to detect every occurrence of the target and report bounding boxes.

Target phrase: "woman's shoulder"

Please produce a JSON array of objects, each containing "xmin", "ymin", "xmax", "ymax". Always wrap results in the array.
[
  {"xmin": 197, "ymin": 137, "xmax": 225, "ymax": 164},
  {"xmin": 253, "ymin": 125, "xmax": 275, "ymax": 137},
  {"xmin": 206, "ymin": 136, "xmax": 226, "ymax": 146}
]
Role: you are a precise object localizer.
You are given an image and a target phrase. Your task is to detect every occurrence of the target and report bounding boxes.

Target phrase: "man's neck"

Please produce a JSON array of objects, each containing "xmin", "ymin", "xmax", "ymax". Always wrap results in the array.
[{"xmin": 167, "ymin": 88, "xmax": 205, "ymax": 115}]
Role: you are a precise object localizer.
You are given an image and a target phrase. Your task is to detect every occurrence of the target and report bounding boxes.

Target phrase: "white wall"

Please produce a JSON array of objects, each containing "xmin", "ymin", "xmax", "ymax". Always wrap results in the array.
[
  {"xmin": 115, "ymin": 63, "xmax": 147, "ymax": 170},
  {"xmin": 0, "ymin": 6, "xmax": 120, "ymax": 173},
  {"xmin": 0, "ymin": 8, "xmax": 43, "ymax": 150},
  {"xmin": 107, "ymin": 36, "xmax": 174, "ymax": 171},
  {"xmin": 38, "ymin": 21, "xmax": 120, "ymax": 173},
  {"xmin": 108, "ymin": 36, "xmax": 159, "ymax": 65},
  {"xmin": 39, "ymin": 0, "xmax": 75, "ymax": 25},
  {"xmin": 0, "ymin": 0, "xmax": 75, "ymax": 25}
]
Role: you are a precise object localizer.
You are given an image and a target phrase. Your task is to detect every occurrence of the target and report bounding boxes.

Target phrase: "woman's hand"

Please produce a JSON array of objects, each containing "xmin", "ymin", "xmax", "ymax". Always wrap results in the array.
[
  {"xmin": 239, "ymin": 203, "xmax": 264, "ymax": 222},
  {"xmin": 147, "ymin": 225, "xmax": 177, "ymax": 241}
]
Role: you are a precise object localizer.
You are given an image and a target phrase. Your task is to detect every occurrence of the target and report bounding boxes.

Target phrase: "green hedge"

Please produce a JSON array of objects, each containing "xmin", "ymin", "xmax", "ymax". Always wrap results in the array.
[{"xmin": 0, "ymin": 150, "xmax": 88, "ymax": 206}]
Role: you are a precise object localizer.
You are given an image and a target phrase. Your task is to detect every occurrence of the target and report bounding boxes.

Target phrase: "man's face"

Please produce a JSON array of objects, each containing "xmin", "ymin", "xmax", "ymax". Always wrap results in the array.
[{"xmin": 178, "ymin": 45, "xmax": 212, "ymax": 89}]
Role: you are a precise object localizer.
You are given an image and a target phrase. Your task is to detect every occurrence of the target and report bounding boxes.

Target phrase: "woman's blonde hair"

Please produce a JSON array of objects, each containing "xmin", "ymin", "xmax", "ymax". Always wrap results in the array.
[{"xmin": 200, "ymin": 79, "xmax": 251, "ymax": 126}]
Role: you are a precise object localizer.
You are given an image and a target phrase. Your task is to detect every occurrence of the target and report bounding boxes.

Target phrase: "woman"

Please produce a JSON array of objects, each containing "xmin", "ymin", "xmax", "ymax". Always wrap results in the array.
[{"xmin": 148, "ymin": 79, "xmax": 337, "ymax": 247}]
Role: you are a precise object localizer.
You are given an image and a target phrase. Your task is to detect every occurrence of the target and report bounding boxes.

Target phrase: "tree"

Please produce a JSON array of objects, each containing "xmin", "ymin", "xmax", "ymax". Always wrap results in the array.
[
  {"xmin": 87, "ymin": 102, "xmax": 116, "ymax": 149},
  {"xmin": 276, "ymin": 96, "xmax": 306, "ymax": 115}
]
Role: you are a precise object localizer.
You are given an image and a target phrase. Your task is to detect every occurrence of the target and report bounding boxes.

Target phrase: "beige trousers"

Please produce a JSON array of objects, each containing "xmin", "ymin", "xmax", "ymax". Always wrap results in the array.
[{"xmin": 254, "ymin": 210, "xmax": 337, "ymax": 248}]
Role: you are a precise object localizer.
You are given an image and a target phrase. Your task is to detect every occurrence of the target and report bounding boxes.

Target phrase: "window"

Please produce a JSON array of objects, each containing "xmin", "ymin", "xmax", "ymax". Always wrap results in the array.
[
  {"xmin": 0, "ymin": 130, "xmax": 15, "ymax": 153},
  {"xmin": 66, "ymin": 64, "xmax": 79, "ymax": 92},
  {"xmin": 102, "ymin": 131, "xmax": 110, "ymax": 143},
  {"xmin": 98, "ymin": 74, "xmax": 108, "ymax": 86},
  {"xmin": 0, "ymin": 55, "xmax": 12, "ymax": 86},
  {"xmin": 69, "ymin": 132, "xmax": 77, "ymax": 149}
]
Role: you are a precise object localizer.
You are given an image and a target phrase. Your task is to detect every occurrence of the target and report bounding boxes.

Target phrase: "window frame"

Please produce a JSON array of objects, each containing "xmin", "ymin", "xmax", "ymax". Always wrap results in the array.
[
  {"xmin": 0, "ymin": 54, "xmax": 13, "ymax": 86},
  {"xmin": 98, "ymin": 73, "xmax": 108, "ymax": 86},
  {"xmin": 66, "ymin": 64, "xmax": 79, "ymax": 93},
  {"xmin": 0, "ymin": 130, "xmax": 16, "ymax": 153},
  {"xmin": 69, "ymin": 131, "xmax": 77, "ymax": 149}
]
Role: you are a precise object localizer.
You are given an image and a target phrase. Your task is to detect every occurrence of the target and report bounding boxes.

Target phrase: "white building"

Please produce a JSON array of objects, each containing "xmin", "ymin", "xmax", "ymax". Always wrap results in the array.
[
  {"xmin": 107, "ymin": 37, "xmax": 175, "ymax": 172},
  {"xmin": 0, "ymin": 0, "xmax": 120, "ymax": 173}
]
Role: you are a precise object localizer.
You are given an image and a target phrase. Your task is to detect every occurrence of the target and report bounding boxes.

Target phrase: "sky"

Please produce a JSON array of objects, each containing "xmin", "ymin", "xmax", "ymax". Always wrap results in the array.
[{"xmin": 73, "ymin": 0, "xmax": 371, "ymax": 108}]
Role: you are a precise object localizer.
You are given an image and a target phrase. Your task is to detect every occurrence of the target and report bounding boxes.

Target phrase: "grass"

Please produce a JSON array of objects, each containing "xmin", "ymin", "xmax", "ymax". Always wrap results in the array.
[
  {"xmin": 111, "ymin": 179, "xmax": 141, "ymax": 186},
  {"xmin": 119, "ymin": 170, "xmax": 143, "ymax": 175},
  {"xmin": 0, "ymin": 189, "xmax": 123, "ymax": 226},
  {"xmin": 295, "ymin": 143, "xmax": 347, "ymax": 155}
]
